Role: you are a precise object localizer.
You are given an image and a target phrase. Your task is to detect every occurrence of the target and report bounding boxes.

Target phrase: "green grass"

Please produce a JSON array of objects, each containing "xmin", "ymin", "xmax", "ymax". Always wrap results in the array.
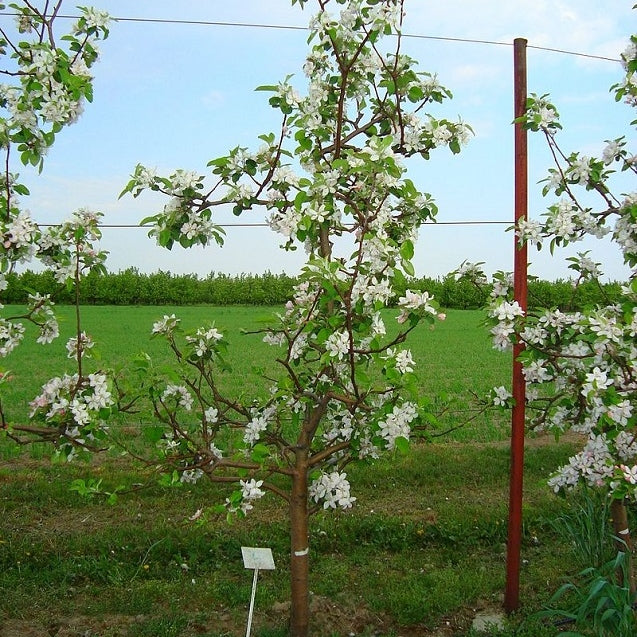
[
  {"xmin": 0, "ymin": 439, "xmax": 585, "ymax": 636},
  {"xmin": 0, "ymin": 306, "xmax": 591, "ymax": 635},
  {"xmin": 1, "ymin": 305, "xmax": 509, "ymax": 442}
]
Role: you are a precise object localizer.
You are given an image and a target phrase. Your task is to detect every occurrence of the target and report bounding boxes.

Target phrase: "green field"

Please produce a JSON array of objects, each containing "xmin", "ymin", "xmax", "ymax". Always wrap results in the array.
[
  {"xmin": 0, "ymin": 306, "xmax": 595, "ymax": 636},
  {"xmin": 1, "ymin": 305, "xmax": 510, "ymax": 442}
]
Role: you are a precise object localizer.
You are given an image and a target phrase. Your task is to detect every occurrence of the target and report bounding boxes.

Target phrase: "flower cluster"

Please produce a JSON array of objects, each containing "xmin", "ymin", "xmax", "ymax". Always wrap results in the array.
[
  {"xmin": 181, "ymin": 468, "xmax": 204, "ymax": 484},
  {"xmin": 243, "ymin": 405, "xmax": 277, "ymax": 446},
  {"xmin": 162, "ymin": 384, "xmax": 194, "ymax": 411},
  {"xmin": 1, "ymin": 5, "xmax": 109, "ymax": 166},
  {"xmin": 29, "ymin": 372, "xmax": 113, "ymax": 454},
  {"xmin": 152, "ymin": 314, "xmax": 180, "ymax": 335},
  {"xmin": 488, "ymin": 298, "xmax": 524, "ymax": 352},
  {"xmin": 38, "ymin": 209, "xmax": 107, "ymax": 284},
  {"xmin": 396, "ymin": 289, "xmax": 438, "ymax": 324},
  {"xmin": 28, "ymin": 293, "xmax": 59, "ymax": 345},
  {"xmin": 0, "ymin": 318, "xmax": 25, "ymax": 356},
  {"xmin": 65, "ymin": 332, "xmax": 95, "ymax": 361},
  {"xmin": 2, "ymin": 211, "xmax": 39, "ymax": 263},
  {"xmin": 492, "ymin": 386, "xmax": 512, "ymax": 407},
  {"xmin": 226, "ymin": 479, "xmax": 266, "ymax": 515},
  {"xmin": 185, "ymin": 325, "xmax": 223, "ymax": 359},
  {"xmin": 309, "ymin": 471, "xmax": 356, "ymax": 509},
  {"xmin": 519, "ymin": 93, "xmax": 561, "ymax": 134},
  {"xmin": 614, "ymin": 35, "xmax": 637, "ymax": 106},
  {"xmin": 0, "ymin": 207, "xmax": 105, "ymax": 364},
  {"xmin": 377, "ymin": 401, "xmax": 418, "ymax": 450}
]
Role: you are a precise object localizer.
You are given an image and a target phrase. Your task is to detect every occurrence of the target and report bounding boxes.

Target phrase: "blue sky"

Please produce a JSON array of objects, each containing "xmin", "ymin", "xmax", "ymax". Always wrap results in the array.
[{"xmin": 13, "ymin": 0, "xmax": 637, "ymax": 281}]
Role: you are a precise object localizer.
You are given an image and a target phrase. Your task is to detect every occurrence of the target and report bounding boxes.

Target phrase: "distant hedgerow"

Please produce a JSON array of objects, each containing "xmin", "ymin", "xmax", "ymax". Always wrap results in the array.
[{"xmin": 4, "ymin": 268, "xmax": 623, "ymax": 309}]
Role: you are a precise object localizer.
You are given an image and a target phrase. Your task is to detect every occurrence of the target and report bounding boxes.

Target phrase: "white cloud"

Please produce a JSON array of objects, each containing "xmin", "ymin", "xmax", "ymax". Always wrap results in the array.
[
  {"xmin": 450, "ymin": 63, "xmax": 503, "ymax": 85},
  {"xmin": 201, "ymin": 90, "xmax": 226, "ymax": 109},
  {"xmin": 403, "ymin": 0, "xmax": 631, "ymax": 53}
]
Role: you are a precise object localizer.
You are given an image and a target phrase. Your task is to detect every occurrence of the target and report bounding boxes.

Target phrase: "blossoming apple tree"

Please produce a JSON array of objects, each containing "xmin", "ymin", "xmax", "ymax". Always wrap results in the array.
[
  {"xmin": 120, "ymin": 0, "xmax": 471, "ymax": 634},
  {"xmin": 459, "ymin": 33, "xmax": 637, "ymax": 585},
  {"xmin": 0, "ymin": 2, "xmax": 112, "ymax": 450}
]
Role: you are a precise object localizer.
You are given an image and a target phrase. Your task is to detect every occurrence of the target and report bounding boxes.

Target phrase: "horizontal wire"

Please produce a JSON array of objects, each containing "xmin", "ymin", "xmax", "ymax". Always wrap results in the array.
[
  {"xmin": 0, "ymin": 10, "xmax": 616, "ymax": 232},
  {"xmin": 0, "ymin": 12, "xmax": 621, "ymax": 63},
  {"xmin": 36, "ymin": 220, "xmax": 511, "ymax": 228},
  {"xmin": 526, "ymin": 43, "xmax": 619, "ymax": 63}
]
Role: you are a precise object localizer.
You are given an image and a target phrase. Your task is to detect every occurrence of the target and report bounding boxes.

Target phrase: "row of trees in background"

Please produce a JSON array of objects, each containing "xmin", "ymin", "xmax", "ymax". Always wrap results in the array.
[{"xmin": 4, "ymin": 267, "xmax": 624, "ymax": 309}]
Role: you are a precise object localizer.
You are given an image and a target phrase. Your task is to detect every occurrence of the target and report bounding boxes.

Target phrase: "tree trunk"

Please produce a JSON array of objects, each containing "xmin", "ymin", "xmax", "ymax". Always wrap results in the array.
[
  {"xmin": 610, "ymin": 498, "xmax": 636, "ymax": 594},
  {"xmin": 289, "ymin": 448, "xmax": 310, "ymax": 637}
]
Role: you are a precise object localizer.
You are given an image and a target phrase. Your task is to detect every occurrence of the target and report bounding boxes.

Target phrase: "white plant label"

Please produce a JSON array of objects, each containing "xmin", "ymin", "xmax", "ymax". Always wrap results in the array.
[{"xmin": 241, "ymin": 547, "xmax": 275, "ymax": 571}]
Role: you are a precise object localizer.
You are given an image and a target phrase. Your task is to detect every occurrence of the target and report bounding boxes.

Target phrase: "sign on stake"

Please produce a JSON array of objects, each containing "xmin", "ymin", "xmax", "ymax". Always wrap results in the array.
[{"xmin": 241, "ymin": 547, "xmax": 275, "ymax": 637}]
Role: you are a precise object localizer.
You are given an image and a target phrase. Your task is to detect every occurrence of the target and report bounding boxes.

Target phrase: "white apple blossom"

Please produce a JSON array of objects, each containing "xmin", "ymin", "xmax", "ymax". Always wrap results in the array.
[
  {"xmin": 186, "ymin": 325, "xmax": 223, "ymax": 357},
  {"xmin": 490, "ymin": 321, "xmax": 515, "ymax": 352},
  {"xmin": 325, "ymin": 330, "xmax": 350, "ymax": 360},
  {"xmin": 162, "ymin": 385, "xmax": 193, "ymax": 411},
  {"xmin": 516, "ymin": 218, "xmax": 543, "ymax": 247},
  {"xmin": 243, "ymin": 405, "xmax": 276, "ymax": 446},
  {"xmin": 181, "ymin": 468, "xmax": 204, "ymax": 484},
  {"xmin": 152, "ymin": 314, "xmax": 180, "ymax": 335},
  {"xmin": 169, "ymin": 169, "xmax": 201, "ymax": 194},
  {"xmin": 491, "ymin": 300, "xmax": 525, "ymax": 322},
  {"xmin": 491, "ymin": 274, "xmax": 513, "ymax": 298},
  {"xmin": 621, "ymin": 39, "xmax": 637, "ymax": 70},
  {"xmin": 241, "ymin": 478, "xmax": 265, "ymax": 500},
  {"xmin": 378, "ymin": 401, "xmax": 418, "ymax": 450},
  {"xmin": 620, "ymin": 464, "xmax": 637, "ymax": 485},
  {"xmin": 397, "ymin": 289, "xmax": 436, "ymax": 316},
  {"xmin": 492, "ymin": 386, "xmax": 512, "ymax": 407},
  {"xmin": 616, "ymin": 431, "xmax": 637, "ymax": 461},
  {"xmin": 204, "ymin": 407, "xmax": 219, "ymax": 423},
  {"xmin": 602, "ymin": 139, "xmax": 623, "ymax": 165},
  {"xmin": 568, "ymin": 155, "xmax": 593, "ymax": 185},
  {"xmin": 581, "ymin": 366, "xmax": 612, "ymax": 397},
  {"xmin": 523, "ymin": 360, "xmax": 553, "ymax": 384},
  {"xmin": 229, "ymin": 478, "xmax": 267, "ymax": 514},
  {"xmin": 66, "ymin": 332, "xmax": 95, "ymax": 359},
  {"xmin": 209, "ymin": 443, "xmax": 223, "ymax": 460},
  {"xmin": 309, "ymin": 471, "xmax": 356, "ymax": 509},
  {"xmin": 607, "ymin": 400, "xmax": 633, "ymax": 427},
  {"xmin": 29, "ymin": 371, "xmax": 113, "ymax": 437},
  {"xmin": 395, "ymin": 349, "xmax": 415, "ymax": 374},
  {"xmin": 0, "ymin": 319, "xmax": 25, "ymax": 356},
  {"xmin": 289, "ymin": 332, "xmax": 309, "ymax": 361}
]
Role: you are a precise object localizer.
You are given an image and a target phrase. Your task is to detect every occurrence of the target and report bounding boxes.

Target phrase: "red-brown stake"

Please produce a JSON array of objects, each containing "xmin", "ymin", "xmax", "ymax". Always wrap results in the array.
[{"xmin": 505, "ymin": 37, "xmax": 528, "ymax": 614}]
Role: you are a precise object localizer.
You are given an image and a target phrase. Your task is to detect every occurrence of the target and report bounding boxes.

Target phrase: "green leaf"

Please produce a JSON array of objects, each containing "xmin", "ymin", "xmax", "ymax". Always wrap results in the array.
[
  {"xmin": 251, "ymin": 443, "xmax": 270, "ymax": 463},
  {"xmin": 394, "ymin": 436, "xmax": 410, "ymax": 455},
  {"xmin": 400, "ymin": 239, "xmax": 414, "ymax": 261},
  {"xmin": 402, "ymin": 258, "xmax": 415, "ymax": 277},
  {"xmin": 407, "ymin": 85, "xmax": 424, "ymax": 102},
  {"xmin": 295, "ymin": 130, "xmax": 312, "ymax": 151},
  {"xmin": 207, "ymin": 156, "xmax": 229, "ymax": 168},
  {"xmin": 294, "ymin": 190, "xmax": 309, "ymax": 210},
  {"xmin": 158, "ymin": 470, "xmax": 182, "ymax": 487},
  {"xmin": 143, "ymin": 425, "xmax": 165, "ymax": 443}
]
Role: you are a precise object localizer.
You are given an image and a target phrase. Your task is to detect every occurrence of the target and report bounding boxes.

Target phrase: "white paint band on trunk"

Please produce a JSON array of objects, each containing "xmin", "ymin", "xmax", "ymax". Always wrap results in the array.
[
  {"xmin": 619, "ymin": 528, "xmax": 630, "ymax": 535},
  {"xmin": 294, "ymin": 547, "xmax": 309, "ymax": 556}
]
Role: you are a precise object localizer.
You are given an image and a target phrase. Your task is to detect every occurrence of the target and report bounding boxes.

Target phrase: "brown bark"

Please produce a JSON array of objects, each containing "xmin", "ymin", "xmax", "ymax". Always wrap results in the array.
[
  {"xmin": 610, "ymin": 498, "xmax": 636, "ymax": 594},
  {"xmin": 288, "ymin": 447, "xmax": 310, "ymax": 637}
]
